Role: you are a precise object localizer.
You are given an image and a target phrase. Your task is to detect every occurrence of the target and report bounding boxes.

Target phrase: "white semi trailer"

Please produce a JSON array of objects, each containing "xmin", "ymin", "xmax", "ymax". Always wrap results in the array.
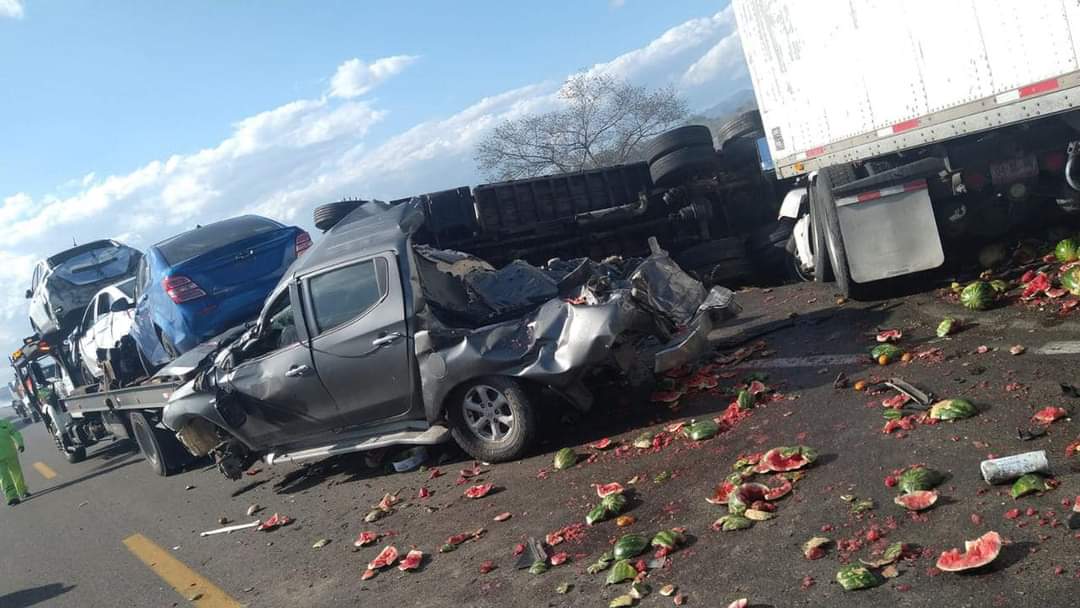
[{"xmin": 734, "ymin": 0, "xmax": 1080, "ymax": 296}]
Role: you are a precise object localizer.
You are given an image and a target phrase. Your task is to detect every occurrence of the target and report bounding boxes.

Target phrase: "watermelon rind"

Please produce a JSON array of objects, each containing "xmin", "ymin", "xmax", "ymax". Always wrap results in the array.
[
  {"xmin": 836, "ymin": 564, "xmax": 880, "ymax": 591},
  {"xmin": 1056, "ymin": 238, "xmax": 1079, "ymax": 263},
  {"xmin": 893, "ymin": 490, "xmax": 938, "ymax": 511},
  {"xmin": 928, "ymin": 399, "xmax": 977, "ymax": 421},
  {"xmin": 898, "ymin": 467, "xmax": 943, "ymax": 494},
  {"xmin": 553, "ymin": 448, "xmax": 576, "ymax": 470},
  {"xmin": 960, "ymin": 281, "xmax": 995, "ymax": 311},
  {"xmin": 612, "ymin": 534, "xmax": 649, "ymax": 560},
  {"xmin": 935, "ymin": 531, "xmax": 1002, "ymax": 572}
]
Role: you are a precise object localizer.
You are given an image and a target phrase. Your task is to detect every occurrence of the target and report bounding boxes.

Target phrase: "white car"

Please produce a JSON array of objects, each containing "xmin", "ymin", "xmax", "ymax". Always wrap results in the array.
[{"xmin": 72, "ymin": 279, "xmax": 137, "ymax": 381}]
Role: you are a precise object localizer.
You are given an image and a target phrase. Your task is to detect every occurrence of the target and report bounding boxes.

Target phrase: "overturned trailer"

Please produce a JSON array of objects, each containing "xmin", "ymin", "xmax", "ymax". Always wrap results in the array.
[{"xmin": 163, "ymin": 200, "xmax": 738, "ymax": 479}]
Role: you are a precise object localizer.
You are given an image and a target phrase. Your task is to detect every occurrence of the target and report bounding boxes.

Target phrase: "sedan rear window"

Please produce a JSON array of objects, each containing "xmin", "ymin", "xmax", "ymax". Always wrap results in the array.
[
  {"xmin": 156, "ymin": 215, "xmax": 282, "ymax": 265},
  {"xmin": 308, "ymin": 259, "xmax": 386, "ymax": 333},
  {"xmin": 50, "ymin": 242, "xmax": 140, "ymax": 286}
]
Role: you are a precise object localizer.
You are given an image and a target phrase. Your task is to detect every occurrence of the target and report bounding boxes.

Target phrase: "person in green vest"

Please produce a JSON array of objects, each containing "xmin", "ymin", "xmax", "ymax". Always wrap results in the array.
[{"xmin": 0, "ymin": 419, "xmax": 29, "ymax": 506}]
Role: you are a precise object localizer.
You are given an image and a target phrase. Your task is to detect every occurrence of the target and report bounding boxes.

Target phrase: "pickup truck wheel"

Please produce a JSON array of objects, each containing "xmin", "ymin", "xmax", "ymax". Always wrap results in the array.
[
  {"xmin": 130, "ymin": 412, "xmax": 168, "ymax": 476},
  {"xmin": 449, "ymin": 377, "xmax": 536, "ymax": 463}
]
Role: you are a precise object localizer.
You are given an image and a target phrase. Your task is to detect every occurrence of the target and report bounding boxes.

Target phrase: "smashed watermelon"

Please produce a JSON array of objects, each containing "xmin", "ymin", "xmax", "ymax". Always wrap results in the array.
[
  {"xmin": 1056, "ymin": 238, "xmax": 1080, "ymax": 263},
  {"xmin": 727, "ymin": 483, "xmax": 769, "ymax": 515},
  {"xmin": 935, "ymin": 531, "xmax": 1002, "ymax": 572},
  {"xmin": 368, "ymin": 545, "xmax": 400, "ymax": 570},
  {"xmin": 761, "ymin": 446, "xmax": 818, "ymax": 472},
  {"xmin": 353, "ymin": 531, "xmax": 379, "ymax": 547},
  {"xmin": 876, "ymin": 329, "xmax": 902, "ymax": 343},
  {"xmin": 590, "ymin": 438, "xmax": 613, "ymax": 450},
  {"xmin": 893, "ymin": 490, "xmax": 938, "ymax": 511},
  {"xmin": 1063, "ymin": 267, "xmax": 1080, "ymax": 296},
  {"xmin": 764, "ymin": 476, "xmax": 793, "ymax": 500},
  {"xmin": 398, "ymin": 549, "xmax": 423, "ymax": 571},
  {"xmin": 596, "ymin": 482, "xmax": 624, "ymax": 498},
  {"xmin": 1031, "ymin": 406, "xmax": 1068, "ymax": 425},
  {"xmin": 706, "ymin": 480, "xmax": 736, "ymax": 505},
  {"xmin": 463, "ymin": 483, "xmax": 494, "ymax": 499}
]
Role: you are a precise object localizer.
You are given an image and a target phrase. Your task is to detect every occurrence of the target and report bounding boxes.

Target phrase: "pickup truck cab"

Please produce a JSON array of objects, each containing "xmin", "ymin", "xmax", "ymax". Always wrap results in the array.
[{"xmin": 164, "ymin": 200, "xmax": 736, "ymax": 479}]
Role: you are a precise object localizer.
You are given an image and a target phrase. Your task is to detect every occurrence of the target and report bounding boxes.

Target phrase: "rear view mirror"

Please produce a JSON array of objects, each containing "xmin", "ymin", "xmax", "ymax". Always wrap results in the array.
[{"xmin": 110, "ymin": 299, "xmax": 132, "ymax": 313}]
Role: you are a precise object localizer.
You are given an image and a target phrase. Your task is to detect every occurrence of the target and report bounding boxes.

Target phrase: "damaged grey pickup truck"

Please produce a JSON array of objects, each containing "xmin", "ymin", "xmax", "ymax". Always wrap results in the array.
[{"xmin": 163, "ymin": 200, "xmax": 738, "ymax": 479}]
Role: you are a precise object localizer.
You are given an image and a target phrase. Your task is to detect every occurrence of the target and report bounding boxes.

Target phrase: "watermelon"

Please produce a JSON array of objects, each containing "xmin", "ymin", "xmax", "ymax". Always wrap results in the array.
[
  {"xmin": 727, "ymin": 483, "xmax": 769, "ymax": 515},
  {"xmin": 876, "ymin": 329, "xmax": 902, "ymax": 343},
  {"xmin": 586, "ymin": 503, "xmax": 609, "ymax": 526},
  {"xmin": 1010, "ymin": 473, "xmax": 1049, "ymax": 499},
  {"xmin": 650, "ymin": 529, "xmax": 684, "ymax": 550},
  {"xmin": 960, "ymin": 281, "xmax": 995, "ymax": 310},
  {"xmin": 553, "ymin": 448, "xmax": 577, "ymax": 470},
  {"xmin": 528, "ymin": 561, "xmax": 548, "ymax": 575},
  {"xmin": 706, "ymin": 480, "xmax": 736, "ymax": 505},
  {"xmin": 836, "ymin": 564, "xmax": 880, "ymax": 591},
  {"xmin": 727, "ymin": 600, "xmax": 748, "ymax": 608},
  {"xmin": 632, "ymin": 432, "xmax": 654, "ymax": 449},
  {"xmin": 802, "ymin": 537, "xmax": 830, "ymax": 560},
  {"xmin": 1062, "ymin": 267, "xmax": 1080, "ymax": 296},
  {"xmin": 587, "ymin": 551, "xmax": 614, "ymax": 575},
  {"xmin": 893, "ymin": 490, "xmax": 938, "ymax": 511},
  {"xmin": 715, "ymin": 514, "xmax": 753, "ymax": 531},
  {"xmin": 860, "ymin": 542, "xmax": 904, "ymax": 568},
  {"xmin": 736, "ymin": 389, "xmax": 754, "ymax": 410},
  {"xmin": 899, "ymin": 466, "xmax": 942, "ymax": 493},
  {"xmin": 590, "ymin": 438, "xmax": 613, "ymax": 450},
  {"xmin": 763, "ymin": 477, "xmax": 793, "ymax": 500},
  {"xmin": 935, "ymin": 531, "xmax": 1002, "ymax": 572},
  {"xmin": 928, "ymin": 398, "xmax": 977, "ymax": 420},
  {"xmin": 1031, "ymin": 406, "xmax": 1067, "ymax": 425},
  {"xmin": 1056, "ymin": 238, "xmax": 1080, "ymax": 263},
  {"xmin": 870, "ymin": 344, "xmax": 902, "ymax": 361},
  {"xmin": 464, "ymin": 483, "xmax": 494, "ymax": 499},
  {"xmin": 353, "ymin": 531, "xmax": 379, "ymax": 547},
  {"xmin": 398, "ymin": 549, "xmax": 423, "ymax": 571},
  {"xmin": 368, "ymin": 545, "xmax": 399, "ymax": 570},
  {"xmin": 596, "ymin": 482, "xmax": 624, "ymax": 498},
  {"xmin": 936, "ymin": 317, "xmax": 956, "ymax": 337},
  {"xmin": 744, "ymin": 508, "xmax": 774, "ymax": 521},
  {"xmin": 761, "ymin": 446, "xmax": 818, "ymax": 472},
  {"xmin": 613, "ymin": 534, "xmax": 649, "ymax": 560},
  {"xmin": 989, "ymin": 279, "xmax": 1009, "ymax": 293},
  {"xmin": 605, "ymin": 560, "xmax": 636, "ymax": 585},
  {"xmin": 549, "ymin": 551, "xmax": 569, "ymax": 566},
  {"xmin": 684, "ymin": 419, "xmax": 719, "ymax": 440}
]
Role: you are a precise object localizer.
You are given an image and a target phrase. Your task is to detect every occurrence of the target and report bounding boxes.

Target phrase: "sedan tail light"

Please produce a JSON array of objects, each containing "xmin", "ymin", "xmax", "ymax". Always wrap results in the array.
[
  {"xmin": 295, "ymin": 230, "xmax": 312, "ymax": 256},
  {"xmin": 163, "ymin": 276, "xmax": 207, "ymax": 303}
]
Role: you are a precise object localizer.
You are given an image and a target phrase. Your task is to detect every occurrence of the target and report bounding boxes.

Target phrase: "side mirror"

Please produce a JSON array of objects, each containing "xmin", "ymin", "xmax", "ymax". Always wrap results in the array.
[
  {"xmin": 24, "ymin": 289, "xmax": 32, "ymax": 299},
  {"xmin": 110, "ymin": 299, "xmax": 133, "ymax": 313}
]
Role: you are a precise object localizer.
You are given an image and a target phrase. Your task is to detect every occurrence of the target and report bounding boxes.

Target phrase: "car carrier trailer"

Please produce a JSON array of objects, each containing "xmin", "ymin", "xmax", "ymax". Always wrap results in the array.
[
  {"xmin": 734, "ymin": 0, "xmax": 1080, "ymax": 296},
  {"xmin": 9, "ymin": 332, "xmax": 235, "ymax": 475}
]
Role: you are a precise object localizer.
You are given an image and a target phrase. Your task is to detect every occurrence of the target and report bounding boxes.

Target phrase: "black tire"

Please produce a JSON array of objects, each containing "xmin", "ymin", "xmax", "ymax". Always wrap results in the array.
[
  {"xmin": 813, "ymin": 170, "xmax": 853, "ymax": 298},
  {"xmin": 313, "ymin": 200, "xmax": 364, "ymax": 232},
  {"xmin": 809, "ymin": 183, "xmax": 832, "ymax": 283},
  {"xmin": 448, "ymin": 376, "xmax": 537, "ymax": 463},
  {"xmin": 649, "ymin": 145, "xmax": 717, "ymax": 187},
  {"xmin": 129, "ymin": 412, "xmax": 168, "ymax": 476},
  {"xmin": 643, "ymin": 125, "xmax": 714, "ymax": 164},
  {"xmin": 715, "ymin": 110, "xmax": 763, "ymax": 149}
]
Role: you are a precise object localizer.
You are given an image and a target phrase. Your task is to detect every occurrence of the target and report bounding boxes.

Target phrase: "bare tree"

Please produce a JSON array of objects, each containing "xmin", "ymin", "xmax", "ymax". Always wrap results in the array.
[{"xmin": 475, "ymin": 74, "xmax": 688, "ymax": 180}]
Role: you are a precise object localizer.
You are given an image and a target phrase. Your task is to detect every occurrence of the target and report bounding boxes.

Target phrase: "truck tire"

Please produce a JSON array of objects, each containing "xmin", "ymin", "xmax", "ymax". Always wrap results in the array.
[
  {"xmin": 715, "ymin": 110, "xmax": 763, "ymax": 149},
  {"xmin": 643, "ymin": 125, "xmax": 714, "ymax": 164},
  {"xmin": 313, "ymin": 200, "xmax": 364, "ymax": 232},
  {"xmin": 812, "ymin": 170, "xmax": 854, "ymax": 297},
  {"xmin": 649, "ymin": 145, "xmax": 717, "ymax": 187},
  {"xmin": 809, "ymin": 183, "xmax": 832, "ymax": 283},
  {"xmin": 448, "ymin": 376, "xmax": 537, "ymax": 463},
  {"xmin": 130, "ymin": 412, "xmax": 170, "ymax": 476}
]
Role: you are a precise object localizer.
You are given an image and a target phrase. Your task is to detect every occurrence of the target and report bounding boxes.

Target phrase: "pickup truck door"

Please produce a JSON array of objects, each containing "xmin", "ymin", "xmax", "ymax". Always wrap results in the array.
[
  {"xmin": 303, "ymin": 253, "xmax": 414, "ymax": 428},
  {"xmin": 224, "ymin": 286, "xmax": 340, "ymax": 446}
]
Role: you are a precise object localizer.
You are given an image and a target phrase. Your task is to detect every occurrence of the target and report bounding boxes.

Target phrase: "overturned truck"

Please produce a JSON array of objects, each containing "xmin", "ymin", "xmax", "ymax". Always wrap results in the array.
[{"xmin": 164, "ymin": 200, "xmax": 738, "ymax": 478}]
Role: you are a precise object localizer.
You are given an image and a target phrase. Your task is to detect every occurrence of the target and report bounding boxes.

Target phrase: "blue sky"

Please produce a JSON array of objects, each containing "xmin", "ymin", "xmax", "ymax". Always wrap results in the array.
[{"xmin": 0, "ymin": 0, "xmax": 749, "ymax": 348}]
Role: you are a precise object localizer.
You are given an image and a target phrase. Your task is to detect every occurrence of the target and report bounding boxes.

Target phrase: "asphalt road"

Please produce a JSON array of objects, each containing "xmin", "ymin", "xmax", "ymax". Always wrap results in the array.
[{"xmin": 1, "ymin": 282, "xmax": 1078, "ymax": 608}]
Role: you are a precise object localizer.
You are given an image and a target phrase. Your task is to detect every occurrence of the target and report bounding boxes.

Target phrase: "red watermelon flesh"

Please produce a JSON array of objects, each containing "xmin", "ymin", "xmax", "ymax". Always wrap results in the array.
[
  {"xmin": 764, "ymin": 477, "xmax": 793, "ymax": 501},
  {"xmin": 935, "ymin": 531, "xmax": 1002, "ymax": 572},
  {"xmin": 894, "ymin": 490, "xmax": 938, "ymax": 511},
  {"xmin": 596, "ymin": 482, "xmax": 624, "ymax": 498},
  {"xmin": 398, "ymin": 549, "xmax": 423, "ymax": 571},
  {"xmin": 1032, "ymin": 407, "xmax": 1067, "ymax": 425},
  {"xmin": 368, "ymin": 545, "xmax": 400, "ymax": 570},
  {"xmin": 590, "ymin": 438, "xmax": 613, "ymax": 450},
  {"xmin": 877, "ymin": 329, "xmax": 902, "ymax": 342},
  {"xmin": 354, "ymin": 531, "xmax": 379, "ymax": 547},
  {"xmin": 464, "ymin": 483, "xmax": 494, "ymax": 499},
  {"xmin": 761, "ymin": 446, "xmax": 816, "ymax": 472},
  {"xmin": 705, "ymin": 480, "xmax": 736, "ymax": 505}
]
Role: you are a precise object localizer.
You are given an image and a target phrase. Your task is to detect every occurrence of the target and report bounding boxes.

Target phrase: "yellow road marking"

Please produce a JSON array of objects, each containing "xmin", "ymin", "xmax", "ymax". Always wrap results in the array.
[
  {"xmin": 32, "ymin": 462, "xmax": 56, "ymax": 479},
  {"xmin": 123, "ymin": 533, "xmax": 242, "ymax": 607}
]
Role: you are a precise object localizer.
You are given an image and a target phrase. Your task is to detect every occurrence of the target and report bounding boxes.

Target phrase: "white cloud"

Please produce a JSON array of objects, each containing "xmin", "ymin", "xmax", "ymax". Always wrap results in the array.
[
  {"xmin": 609, "ymin": 0, "xmax": 626, "ymax": 8},
  {"xmin": 0, "ymin": 0, "xmax": 23, "ymax": 19},
  {"xmin": 329, "ymin": 55, "xmax": 419, "ymax": 99},
  {"xmin": 0, "ymin": 10, "xmax": 751, "ymax": 348},
  {"xmin": 682, "ymin": 29, "xmax": 746, "ymax": 86}
]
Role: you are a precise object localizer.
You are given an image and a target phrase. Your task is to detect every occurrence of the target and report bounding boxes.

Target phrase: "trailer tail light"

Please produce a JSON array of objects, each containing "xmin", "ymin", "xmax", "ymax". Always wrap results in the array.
[
  {"xmin": 1041, "ymin": 151, "xmax": 1066, "ymax": 172},
  {"xmin": 163, "ymin": 276, "xmax": 207, "ymax": 304},
  {"xmin": 295, "ymin": 231, "xmax": 312, "ymax": 257}
]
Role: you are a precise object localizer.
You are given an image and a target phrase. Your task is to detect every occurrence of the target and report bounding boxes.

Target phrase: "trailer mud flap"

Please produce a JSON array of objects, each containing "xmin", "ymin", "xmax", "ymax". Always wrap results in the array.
[{"xmin": 835, "ymin": 181, "xmax": 944, "ymax": 283}]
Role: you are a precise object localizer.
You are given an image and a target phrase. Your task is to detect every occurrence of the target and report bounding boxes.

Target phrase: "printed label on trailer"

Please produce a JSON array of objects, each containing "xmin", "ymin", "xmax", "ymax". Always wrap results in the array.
[{"xmin": 771, "ymin": 126, "xmax": 785, "ymax": 151}]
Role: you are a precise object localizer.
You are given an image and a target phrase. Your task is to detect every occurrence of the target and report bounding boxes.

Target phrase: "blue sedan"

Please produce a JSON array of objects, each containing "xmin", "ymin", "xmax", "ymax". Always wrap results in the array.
[{"xmin": 131, "ymin": 215, "xmax": 311, "ymax": 365}]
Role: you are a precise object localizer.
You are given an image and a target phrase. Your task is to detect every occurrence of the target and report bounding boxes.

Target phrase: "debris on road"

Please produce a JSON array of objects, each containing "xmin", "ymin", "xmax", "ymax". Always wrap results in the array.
[
  {"xmin": 935, "ymin": 531, "xmax": 1001, "ymax": 572},
  {"xmin": 255, "ymin": 513, "xmax": 291, "ymax": 532},
  {"xmin": 980, "ymin": 450, "xmax": 1050, "ymax": 484},
  {"xmin": 199, "ymin": 521, "xmax": 261, "ymax": 537}
]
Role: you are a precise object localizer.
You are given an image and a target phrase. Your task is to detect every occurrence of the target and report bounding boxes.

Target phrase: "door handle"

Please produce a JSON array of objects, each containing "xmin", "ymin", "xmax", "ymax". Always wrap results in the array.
[
  {"xmin": 285, "ymin": 365, "xmax": 312, "ymax": 378},
  {"xmin": 371, "ymin": 332, "xmax": 403, "ymax": 347}
]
